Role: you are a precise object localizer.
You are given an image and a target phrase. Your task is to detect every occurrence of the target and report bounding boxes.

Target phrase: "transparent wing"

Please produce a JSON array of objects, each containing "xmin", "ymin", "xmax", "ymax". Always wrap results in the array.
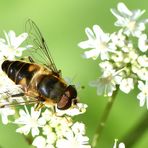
[{"xmin": 25, "ymin": 19, "xmax": 59, "ymax": 74}]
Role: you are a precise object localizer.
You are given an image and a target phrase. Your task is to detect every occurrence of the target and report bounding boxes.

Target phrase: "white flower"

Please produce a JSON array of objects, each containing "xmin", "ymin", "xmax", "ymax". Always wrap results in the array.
[
  {"xmin": 111, "ymin": 2, "xmax": 147, "ymax": 37},
  {"xmin": 46, "ymin": 132, "xmax": 57, "ymax": 145},
  {"xmin": 14, "ymin": 106, "xmax": 46, "ymax": 137},
  {"xmin": 90, "ymin": 69, "xmax": 122, "ymax": 96},
  {"xmin": 113, "ymin": 139, "xmax": 125, "ymax": 148},
  {"xmin": 121, "ymin": 42, "xmax": 133, "ymax": 53},
  {"xmin": 56, "ymin": 131, "xmax": 91, "ymax": 148},
  {"xmin": 32, "ymin": 136, "xmax": 54, "ymax": 148},
  {"xmin": 78, "ymin": 25, "xmax": 114, "ymax": 60},
  {"xmin": 0, "ymin": 30, "xmax": 31, "ymax": 60},
  {"xmin": 137, "ymin": 68, "xmax": 148, "ymax": 81},
  {"xmin": 0, "ymin": 73, "xmax": 14, "ymax": 88},
  {"xmin": 49, "ymin": 114, "xmax": 72, "ymax": 129},
  {"xmin": 0, "ymin": 73, "xmax": 25, "ymax": 103},
  {"xmin": 72, "ymin": 122, "xmax": 85, "ymax": 136},
  {"xmin": 41, "ymin": 109, "xmax": 53, "ymax": 122},
  {"xmin": 137, "ymin": 81, "xmax": 148, "ymax": 108},
  {"xmin": 138, "ymin": 34, "xmax": 148, "ymax": 52},
  {"xmin": 0, "ymin": 100, "xmax": 15, "ymax": 124},
  {"xmin": 111, "ymin": 51, "xmax": 124, "ymax": 62},
  {"xmin": 137, "ymin": 55, "xmax": 148, "ymax": 67},
  {"xmin": 42, "ymin": 125, "xmax": 53, "ymax": 136},
  {"xmin": 99, "ymin": 61, "xmax": 113, "ymax": 72},
  {"xmin": 124, "ymin": 50, "xmax": 138, "ymax": 64},
  {"xmin": 32, "ymin": 136, "xmax": 47, "ymax": 148},
  {"xmin": 119, "ymin": 78, "xmax": 134, "ymax": 93},
  {"xmin": 42, "ymin": 125, "xmax": 57, "ymax": 144},
  {"xmin": 55, "ymin": 103, "xmax": 88, "ymax": 116},
  {"xmin": 110, "ymin": 29, "xmax": 126, "ymax": 48}
]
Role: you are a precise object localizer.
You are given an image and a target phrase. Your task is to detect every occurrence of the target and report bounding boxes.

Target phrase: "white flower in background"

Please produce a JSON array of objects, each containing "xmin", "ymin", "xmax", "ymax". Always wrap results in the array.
[
  {"xmin": 113, "ymin": 139, "xmax": 125, "ymax": 148},
  {"xmin": 90, "ymin": 69, "xmax": 122, "ymax": 96},
  {"xmin": 14, "ymin": 106, "xmax": 46, "ymax": 137},
  {"xmin": 78, "ymin": 25, "xmax": 114, "ymax": 60},
  {"xmin": 119, "ymin": 78, "xmax": 134, "ymax": 93},
  {"xmin": 138, "ymin": 34, "xmax": 148, "ymax": 52},
  {"xmin": 78, "ymin": 2, "xmax": 148, "ymax": 100},
  {"xmin": 56, "ymin": 130, "xmax": 91, "ymax": 148},
  {"xmin": 111, "ymin": 2, "xmax": 147, "ymax": 37},
  {"xmin": 137, "ymin": 81, "xmax": 148, "ymax": 108},
  {"xmin": 0, "ymin": 100, "xmax": 15, "ymax": 124},
  {"xmin": 0, "ymin": 30, "xmax": 31, "ymax": 60}
]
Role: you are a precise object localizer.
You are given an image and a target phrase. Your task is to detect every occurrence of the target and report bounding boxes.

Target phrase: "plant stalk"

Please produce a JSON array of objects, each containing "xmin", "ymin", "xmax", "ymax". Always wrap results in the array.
[
  {"xmin": 120, "ymin": 111, "xmax": 148, "ymax": 147},
  {"xmin": 91, "ymin": 87, "xmax": 119, "ymax": 148}
]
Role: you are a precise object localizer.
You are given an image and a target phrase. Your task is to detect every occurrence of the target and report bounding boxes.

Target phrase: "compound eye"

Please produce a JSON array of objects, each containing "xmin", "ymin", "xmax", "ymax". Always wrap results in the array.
[
  {"xmin": 57, "ymin": 85, "xmax": 77, "ymax": 110},
  {"xmin": 57, "ymin": 92, "xmax": 72, "ymax": 110},
  {"xmin": 67, "ymin": 85, "xmax": 77, "ymax": 99}
]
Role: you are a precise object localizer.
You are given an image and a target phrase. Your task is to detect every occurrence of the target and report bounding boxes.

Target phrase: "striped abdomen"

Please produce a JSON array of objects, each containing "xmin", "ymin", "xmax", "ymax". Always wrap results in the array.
[
  {"xmin": 2, "ymin": 60, "xmax": 40, "ymax": 87},
  {"xmin": 1, "ymin": 60, "xmax": 66, "ymax": 101}
]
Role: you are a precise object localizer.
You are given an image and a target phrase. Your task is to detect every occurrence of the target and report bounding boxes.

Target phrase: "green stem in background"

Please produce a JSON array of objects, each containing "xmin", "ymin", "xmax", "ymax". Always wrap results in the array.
[
  {"xmin": 91, "ymin": 87, "xmax": 119, "ymax": 148},
  {"xmin": 120, "ymin": 111, "xmax": 148, "ymax": 147}
]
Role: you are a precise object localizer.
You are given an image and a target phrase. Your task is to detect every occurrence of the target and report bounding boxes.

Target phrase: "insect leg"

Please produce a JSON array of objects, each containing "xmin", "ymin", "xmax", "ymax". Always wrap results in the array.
[
  {"xmin": 28, "ymin": 56, "xmax": 35, "ymax": 63},
  {"xmin": 0, "ymin": 99, "xmax": 38, "ymax": 108},
  {"xmin": 20, "ymin": 56, "xmax": 35, "ymax": 63},
  {"xmin": 53, "ymin": 105, "xmax": 56, "ymax": 113},
  {"xmin": 34, "ymin": 102, "xmax": 45, "ymax": 111},
  {"xmin": 11, "ymin": 93, "xmax": 25, "ymax": 97}
]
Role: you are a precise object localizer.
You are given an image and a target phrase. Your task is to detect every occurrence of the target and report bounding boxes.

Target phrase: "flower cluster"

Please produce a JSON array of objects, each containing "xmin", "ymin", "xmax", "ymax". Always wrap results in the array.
[
  {"xmin": 78, "ymin": 2, "xmax": 148, "ymax": 109},
  {"xmin": 0, "ymin": 30, "xmax": 90, "ymax": 148},
  {"xmin": 0, "ymin": 30, "xmax": 30, "ymax": 124}
]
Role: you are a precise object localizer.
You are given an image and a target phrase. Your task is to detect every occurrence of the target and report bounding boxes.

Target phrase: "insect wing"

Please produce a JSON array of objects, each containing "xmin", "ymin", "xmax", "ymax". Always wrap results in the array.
[{"xmin": 25, "ymin": 19, "xmax": 59, "ymax": 74}]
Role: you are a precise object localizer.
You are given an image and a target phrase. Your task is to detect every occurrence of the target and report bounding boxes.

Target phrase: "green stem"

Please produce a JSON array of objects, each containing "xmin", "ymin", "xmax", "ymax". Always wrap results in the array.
[
  {"xmin": 91, "ymin": 87, "xmax": 119, "ymax": 148},
  {"xmin": 120, "ymin": 111, "xmax": 148, "ymax": 147}
]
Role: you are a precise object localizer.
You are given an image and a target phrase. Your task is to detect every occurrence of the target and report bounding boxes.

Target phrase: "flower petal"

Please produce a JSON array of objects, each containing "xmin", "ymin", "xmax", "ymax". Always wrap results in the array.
[
  {"xmin": 13, "ymin": 33, "xmax": 28, "ymax": 48},
  {"xmin": 117, "ymin": 2, "xmax": 132, "ymax": 16}
]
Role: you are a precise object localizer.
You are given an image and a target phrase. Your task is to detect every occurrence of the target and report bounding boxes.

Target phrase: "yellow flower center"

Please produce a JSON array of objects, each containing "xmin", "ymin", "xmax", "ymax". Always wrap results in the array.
[
  {"xmin": 128, "ymin": 21, "xmax": 136, "ymax": 31},
  {"xmin": 99, "ymin": 42, "xmax": 107, "ymax": 50}
]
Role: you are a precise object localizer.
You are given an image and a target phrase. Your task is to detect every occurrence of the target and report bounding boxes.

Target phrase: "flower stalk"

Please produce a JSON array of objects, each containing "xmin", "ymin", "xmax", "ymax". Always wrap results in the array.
[
  {"xmin": 120, "ymin": 111, "xmax": 148, "ymax": 147},
  {"xmin": 92, "ymin": 87, "xmax": 119, "ymax": 148}
]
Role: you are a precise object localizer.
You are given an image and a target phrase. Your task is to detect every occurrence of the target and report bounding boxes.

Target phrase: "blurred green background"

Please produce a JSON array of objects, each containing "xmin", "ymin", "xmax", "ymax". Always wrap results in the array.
[{"xmin": 0, "ymin": 0, "xmax": 148, "ymax": 148}]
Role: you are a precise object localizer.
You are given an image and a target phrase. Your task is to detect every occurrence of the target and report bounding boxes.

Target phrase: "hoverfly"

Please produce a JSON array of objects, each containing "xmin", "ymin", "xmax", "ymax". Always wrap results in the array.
[{"xmin": 1, "ymin": 19, "xmax": 77, "ymax": 110}]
